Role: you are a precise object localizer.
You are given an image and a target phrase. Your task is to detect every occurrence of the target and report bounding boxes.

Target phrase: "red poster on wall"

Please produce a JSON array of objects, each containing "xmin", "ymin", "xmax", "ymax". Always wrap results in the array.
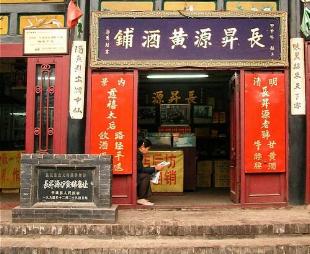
[
  {"xmin": 90, "ymin": 73, "xmax": 134, "ymax": 174},
  {"xmin": 244, "ymin": 72, "xmax": 286, "ymax": 173}
]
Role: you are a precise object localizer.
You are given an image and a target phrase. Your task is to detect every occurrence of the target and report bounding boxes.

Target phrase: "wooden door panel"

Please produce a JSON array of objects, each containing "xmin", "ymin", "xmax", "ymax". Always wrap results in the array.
[
  {"xmin": 245, "ymin": 173, "xmax": 286, "ymax": 203},
  {"xmin": 112, "ymin": 175, "xmax": 133, "ymax": 204},
  {"xmin": 87, "ymin": 71, "xmax": 138, "ymax": 205},
  {"xmin": 25, "ymin": 57, "xmax": 69, "ymax": 154},
  {"xmin": 230, "ymin": 73, "xmax": 240, "ymax": 203},
  {"xmin": 306, "ymin": 43, "xmax": 310, "ymax": 204},
  {"xmin": 241, "ymin": 71, "xmax": 287, "ymax": 204}
]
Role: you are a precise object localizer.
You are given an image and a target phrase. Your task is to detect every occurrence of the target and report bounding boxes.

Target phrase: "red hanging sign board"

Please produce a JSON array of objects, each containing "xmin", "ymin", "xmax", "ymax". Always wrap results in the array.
[
  {"xmin": 244, "ymin": 72, "xmax": 286, "ymax": 173},
  {"xmin": 90, "ymin": 73, "xmax": 134, "ymax": 174}
]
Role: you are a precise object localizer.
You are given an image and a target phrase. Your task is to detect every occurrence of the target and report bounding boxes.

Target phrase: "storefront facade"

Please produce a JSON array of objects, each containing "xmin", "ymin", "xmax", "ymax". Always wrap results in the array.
[
  {"xmin": 86, "ymin": 10, "xmax": 289, "ymax": 206},
  {"xmin": 1, "ymin": 0, "xmax": 309, "ymax": 207},
  {"xmin": 86, "ymin": 0, "xmax": 307, "ymax": 206}
]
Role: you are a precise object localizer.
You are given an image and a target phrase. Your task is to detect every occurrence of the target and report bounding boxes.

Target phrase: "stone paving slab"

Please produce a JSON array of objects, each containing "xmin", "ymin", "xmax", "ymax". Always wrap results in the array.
[
  {"xmin": 2, "ymin": 206, "xmax": 310, "ymax": 225},
  {"xmin": 1, "ymin": 236, "xmax": 310, "ymax": 253},
  {"xmin": 1, "ymin": 206, "xmax": 310, "ymax": 253},
  {"xmin": 1, "ymin": 206, "xmax": 310, "ymax": 238},
  {"xmin": 116, "ymin": 206, "xmax": 310, "ymax": 226}
]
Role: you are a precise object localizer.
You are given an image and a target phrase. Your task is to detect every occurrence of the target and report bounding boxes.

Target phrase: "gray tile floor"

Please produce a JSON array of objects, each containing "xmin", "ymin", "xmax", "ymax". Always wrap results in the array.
[
  {"xmin": 0, "ymin": 188, "xmax": 233, "ymax": 209},
  {"xmin": 151, "ymin": 188, "xmax": 233, "ymax": 206}
]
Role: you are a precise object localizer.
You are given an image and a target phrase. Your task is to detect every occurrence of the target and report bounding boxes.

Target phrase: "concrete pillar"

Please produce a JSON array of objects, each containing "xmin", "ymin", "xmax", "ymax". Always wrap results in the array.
[
  {"xmin": 67, "ymin": 0, "xmax": 90, "ymax": 154},
  {"xmin": 288, "ymin": 0, "xmax": 306, "ymax": 205}
]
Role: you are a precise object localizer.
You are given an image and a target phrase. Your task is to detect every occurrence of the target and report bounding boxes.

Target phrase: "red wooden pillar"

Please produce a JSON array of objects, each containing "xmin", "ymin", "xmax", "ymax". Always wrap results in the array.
[
  {"xmin": 240, "ymin": 70, "xmax": 288, "ymax": 205},
  {"xmin": 306, "ymin": 43, "xmax": 310, "ymax": 205}
]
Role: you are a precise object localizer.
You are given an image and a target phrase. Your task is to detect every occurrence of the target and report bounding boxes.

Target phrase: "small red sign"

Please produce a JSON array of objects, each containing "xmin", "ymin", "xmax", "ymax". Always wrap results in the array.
[
  {"xmin": 90, "ymin": 72, "xmax": 134, "ymax": 174},
  {"xmin": 244, "ymin": 72, "xmax": 286, "ymax": 173}
]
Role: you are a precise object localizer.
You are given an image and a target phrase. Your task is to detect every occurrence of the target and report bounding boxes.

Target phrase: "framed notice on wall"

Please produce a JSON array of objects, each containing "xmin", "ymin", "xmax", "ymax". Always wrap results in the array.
[
  {"xmin": 244, "ymin": 72, "xmax": 286, "ymax": 173},
  {"xmin": 89, "ymin": 72, "xmax": 134, "ymax": 174},
  {"xmin": 23, "ymin": 28, "xmax": 68, "ymax": 55}
]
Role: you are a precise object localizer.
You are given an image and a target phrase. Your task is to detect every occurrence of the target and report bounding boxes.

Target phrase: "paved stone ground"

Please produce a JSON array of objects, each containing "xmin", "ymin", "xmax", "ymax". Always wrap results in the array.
[
  {"xmin": 1, "ymin": 192, "xmax": 310, "ymax": 226},
  {"xmin": 1, "ymin": 205, "xmax": 310, "ymax": 226},
  {"xmin": 2, "ymin": 235, "xmax": 310, "ymax": 248},
  {"xmin": 1, "ymin": 194, "xmax": 310, "ymax": 254}
]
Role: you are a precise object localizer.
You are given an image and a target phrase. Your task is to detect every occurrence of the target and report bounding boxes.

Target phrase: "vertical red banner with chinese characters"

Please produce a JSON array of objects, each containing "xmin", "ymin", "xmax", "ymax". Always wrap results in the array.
[
  {"xmin": 244, "ymin": 72, "xmax": 286, "ymax": 173},
  {"xmin": 90, "ymin": 73, "xmax": 134, "ymax": 174}
]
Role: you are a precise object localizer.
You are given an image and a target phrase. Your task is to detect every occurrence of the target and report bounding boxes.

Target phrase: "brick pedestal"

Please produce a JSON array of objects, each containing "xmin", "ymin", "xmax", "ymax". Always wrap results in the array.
[{"xmin": 12, "ymin": 154, "xmax": 118, "ymax": 223}]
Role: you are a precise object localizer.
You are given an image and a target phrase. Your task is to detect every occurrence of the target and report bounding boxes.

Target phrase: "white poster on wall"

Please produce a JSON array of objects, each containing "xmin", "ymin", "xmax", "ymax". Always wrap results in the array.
[
  {"xmin": 290, "ymin": 38, "xmax": 306, "ymax": 115},
  {"xmin": 69, "ymin": 41, "xmax": 86, "ymax": 119}
]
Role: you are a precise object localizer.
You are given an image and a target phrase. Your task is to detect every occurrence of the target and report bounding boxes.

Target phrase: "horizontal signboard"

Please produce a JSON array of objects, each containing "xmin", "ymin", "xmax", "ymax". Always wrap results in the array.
[{"xmin": 90, "ymin": 11, "xmax": 288, "ymax": 68}]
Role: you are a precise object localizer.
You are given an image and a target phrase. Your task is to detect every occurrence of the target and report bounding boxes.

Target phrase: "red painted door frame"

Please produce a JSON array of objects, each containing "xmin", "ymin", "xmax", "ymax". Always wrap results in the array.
[
  {"xmin": 230, "ymin": 72, "xmax": 241, "ymax": 203},
  {"xmin": 25, "ymin": 57, "xmax": 69, "ymax": 154},
  {"xmin": 305, "ymin": 42, "xmax": 310, "ymax": 204},
  {"xmin": 240, "ymin": 70, "xmax": 288, "ymax": 206}
]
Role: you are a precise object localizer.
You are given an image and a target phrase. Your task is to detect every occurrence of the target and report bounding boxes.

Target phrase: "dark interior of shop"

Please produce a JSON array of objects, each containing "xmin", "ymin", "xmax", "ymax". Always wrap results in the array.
[
  {"xmin": 138, "ymin": 70, "xmax": 235, "ymax": 205},
  {"xmin": 0, "ymin": 58, "xmax": 26, "ymax": 151}
]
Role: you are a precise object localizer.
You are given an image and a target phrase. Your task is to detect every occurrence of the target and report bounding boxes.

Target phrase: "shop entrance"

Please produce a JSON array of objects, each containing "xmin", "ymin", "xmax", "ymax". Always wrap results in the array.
[
  {"xmin": 0, "ymin": 58, "xmax": 27, "ymax": 190},
  {"xmin": 137, "ymin": 70, "xmax": 238, "ymax": 206},
  {"xmin": 0, "ymin": 58, "xmax": 27, "ymax": 151}
]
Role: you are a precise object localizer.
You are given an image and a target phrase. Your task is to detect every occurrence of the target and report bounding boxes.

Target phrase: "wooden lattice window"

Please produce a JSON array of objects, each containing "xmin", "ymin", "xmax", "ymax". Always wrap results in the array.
[{"xmin": 34, "ymin": 64, "xmax": 55, "ymax": 153}]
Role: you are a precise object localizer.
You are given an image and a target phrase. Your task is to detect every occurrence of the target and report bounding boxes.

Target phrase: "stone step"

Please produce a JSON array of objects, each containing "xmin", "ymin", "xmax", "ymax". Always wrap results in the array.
[
  {"xmin": 1, "ymin": 222, "xmax": 309, "ymax": 238},
  {"xmin": 1, "ymin": 235, "xmax": 310, "ymax": 254},
  {"xmin": 2, "ymin": 208, "xmax": 310, "ymax": 238}
]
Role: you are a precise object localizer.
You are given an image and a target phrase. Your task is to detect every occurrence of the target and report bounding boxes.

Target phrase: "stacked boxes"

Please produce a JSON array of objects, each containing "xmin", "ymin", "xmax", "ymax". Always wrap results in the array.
[
  {"xmin": 196, "ymin": 160, "xmax": 212, "ymax": 188},
  {"xmin": 214, "ymin": 160, "xmax": 230, "ymax": 187},
  {"xmin": 196, "ymin": 160, "xmax": 230, "ymax": 188}
]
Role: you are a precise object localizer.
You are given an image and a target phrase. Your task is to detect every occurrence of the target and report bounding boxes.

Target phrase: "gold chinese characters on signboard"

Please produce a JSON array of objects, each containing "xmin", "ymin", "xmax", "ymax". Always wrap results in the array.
[
  {"xmin": 164, "ymin": 1, "xmax": 216, "ymax": 11},
  {"xmin": 0, "ymin": 16, "xmax": 9, "ymax": 35},
  {"xmin": 19, "ymin": 15, "xmax": 64, "ymax": 34},
  {"xmin": 226, "ymin": 1, "xmax": 277, "ymax": 11},
  {"xmin": 90, "ymin": 11, "xmax": 288, "ymax": 69},
  {"xmin": 101, "ymin": 1, "xmax": 154, "ymax": 11}
]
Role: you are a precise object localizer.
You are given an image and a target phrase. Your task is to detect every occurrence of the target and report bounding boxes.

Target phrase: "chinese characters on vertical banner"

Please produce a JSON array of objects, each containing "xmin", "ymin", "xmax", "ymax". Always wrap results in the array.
[
  {"xmin": 290, "ymin": 38, "xmax": 306, "ymax": 115},
  {"xmin": 90, "ymin": 73, "xmax": 134, "ymax": 174},
  {"xmin": 244, "ymin": 73, "xmax": 286, "ymax": 173},
  {"xmin": 69, "ymin": 41, "xmax": 86, "ymax": 119}
]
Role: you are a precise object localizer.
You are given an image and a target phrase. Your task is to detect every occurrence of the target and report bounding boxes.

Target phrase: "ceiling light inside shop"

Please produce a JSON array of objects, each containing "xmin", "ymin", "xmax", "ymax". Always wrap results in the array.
[{"xmin": 147, "ymin": 73, "xmax": 209, "ymax": 79}]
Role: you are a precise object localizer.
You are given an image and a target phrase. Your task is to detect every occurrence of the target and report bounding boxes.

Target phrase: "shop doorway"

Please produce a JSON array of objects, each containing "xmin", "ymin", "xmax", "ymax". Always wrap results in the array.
[
  {"xmin": 0, "ymin": 58, "xmax": 27, "ymax": 191},
  {"xmin": 0, "ymin": 58, "xmax": 27, "ymax": 151},
  {"xmin": 137, "ymin": 70, "xmax": 238, "ymax": 206}
]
